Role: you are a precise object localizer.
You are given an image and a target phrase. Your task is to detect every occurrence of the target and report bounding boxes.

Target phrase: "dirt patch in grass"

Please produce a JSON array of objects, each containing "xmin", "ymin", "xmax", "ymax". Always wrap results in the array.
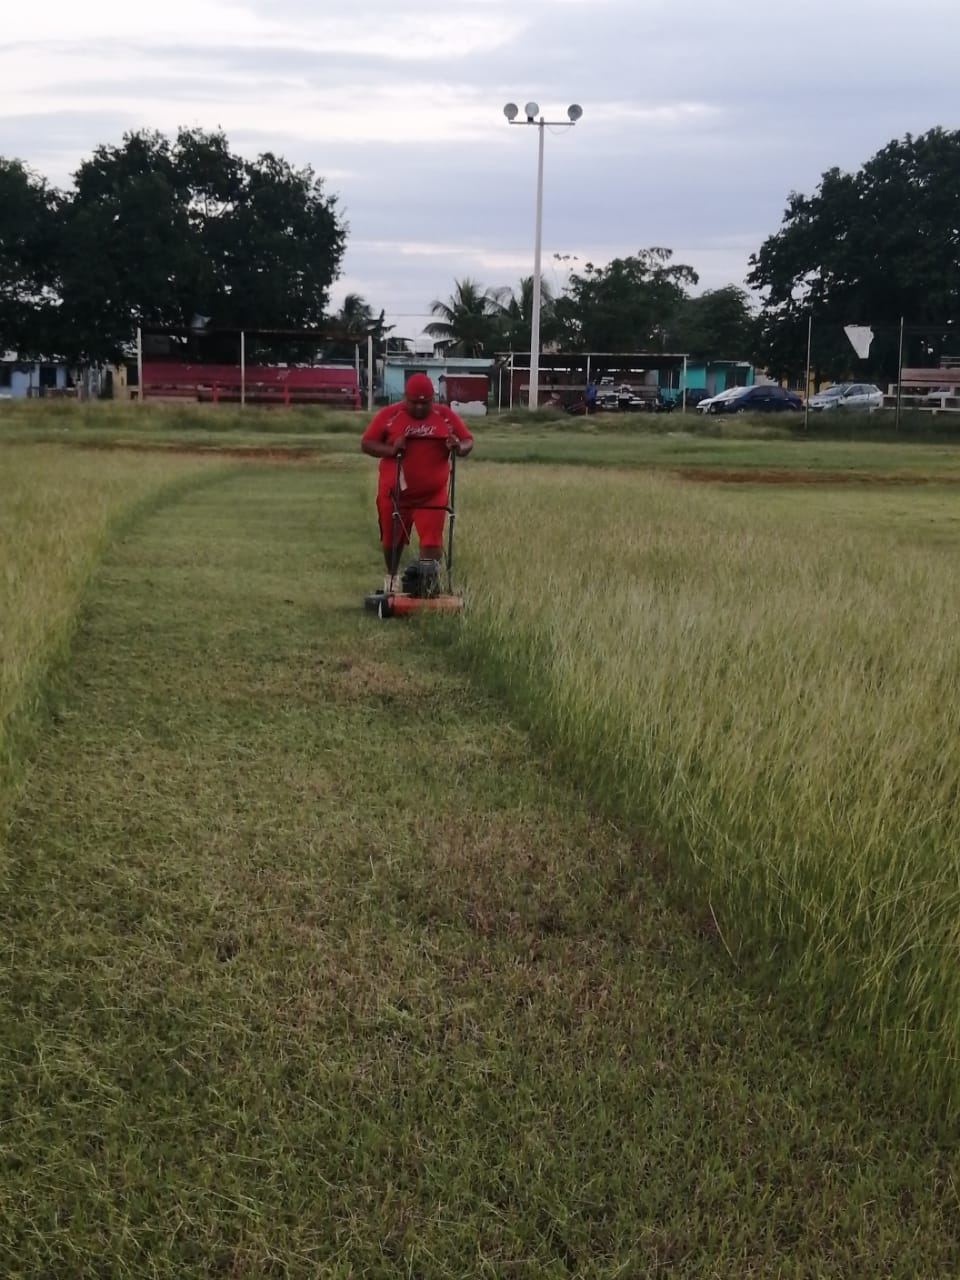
[
  {"xmin": 73, "ymin": 440, "xmax": 330, "ymax": 462},
  {"xmin": 672, "ymin": 466, "xmax": 960, "ymax": 485},
  {"xmin": 324, "ymin": 654, "xmax": 440, "ymax": 702}
]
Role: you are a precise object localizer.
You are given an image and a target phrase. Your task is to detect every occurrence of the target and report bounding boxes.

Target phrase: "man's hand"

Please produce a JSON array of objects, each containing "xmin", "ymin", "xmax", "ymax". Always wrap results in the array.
[
  {"xmin": 446, "ymin": 434, "xmax": 461, "ymax": 454},
  {"xmin": 391, "ymin": 436, "xmax": 407, "ymax": 457}
]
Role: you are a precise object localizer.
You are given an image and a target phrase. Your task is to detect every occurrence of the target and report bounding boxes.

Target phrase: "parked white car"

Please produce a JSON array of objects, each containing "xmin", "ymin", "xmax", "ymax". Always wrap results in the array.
[
  {"xmin": 807, "ymin": 383, "xmax": 883, "ymax": 411},
  {"xmin": 696, "ymin": 386, "xmax": 743, "ymax": 414}
]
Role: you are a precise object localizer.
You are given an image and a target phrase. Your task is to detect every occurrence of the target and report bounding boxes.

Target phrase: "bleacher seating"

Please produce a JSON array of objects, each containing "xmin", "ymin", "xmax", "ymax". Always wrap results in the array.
[{"xmin": 141, "ymin": 361, "xmax": 361, "ymax": 408}]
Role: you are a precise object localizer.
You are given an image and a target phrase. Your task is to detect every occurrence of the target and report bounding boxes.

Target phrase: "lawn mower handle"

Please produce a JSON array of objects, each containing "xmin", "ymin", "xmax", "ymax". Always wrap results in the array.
[
  {"xmin": 445, "ymin": 448, "xmax": 457, "ymax": 591},
  {"xmin": 389, "ymin": 443, "xmax": 458, "ymax": 593}
]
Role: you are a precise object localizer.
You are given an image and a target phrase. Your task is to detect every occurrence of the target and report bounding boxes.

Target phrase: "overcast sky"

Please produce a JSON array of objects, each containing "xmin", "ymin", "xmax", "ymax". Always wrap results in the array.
[{"xmin": 2, "ymin": 0, "xmax": 959, "ymax": 340}]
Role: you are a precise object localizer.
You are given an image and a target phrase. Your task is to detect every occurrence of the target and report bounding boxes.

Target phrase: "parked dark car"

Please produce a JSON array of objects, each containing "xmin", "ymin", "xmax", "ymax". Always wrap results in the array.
[{"xmin": 711, "ymin": 384, "xmax": 803, "ymax": 414}]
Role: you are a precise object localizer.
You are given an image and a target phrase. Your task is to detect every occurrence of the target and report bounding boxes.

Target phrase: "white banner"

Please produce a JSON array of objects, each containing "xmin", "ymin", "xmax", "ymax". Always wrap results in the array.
[{"xmin": 844, "ymin": 325, "xmax": 874, "ymax": 359}]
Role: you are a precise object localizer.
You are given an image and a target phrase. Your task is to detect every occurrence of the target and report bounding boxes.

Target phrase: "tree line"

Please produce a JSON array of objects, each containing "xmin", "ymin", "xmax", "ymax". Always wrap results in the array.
[
  {"xmin": 0, "ymin": 128, "xmax": 346, "ymax": 365},
  {"xmin": 3, "ymin": 125, "xmax": 960, "ymax": 381},
  {"xmin": 749, "ymin": 126, "xmax": 960, "ymax": 382},
  {"xmin": 425, "ymin": 254, "xmax": 754, "ymax": 366}
]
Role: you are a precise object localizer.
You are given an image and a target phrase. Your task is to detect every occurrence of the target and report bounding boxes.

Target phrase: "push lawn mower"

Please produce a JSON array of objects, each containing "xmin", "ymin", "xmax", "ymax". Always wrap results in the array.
[{"xmin": 363, "ymin": 448, "xmax": 464, "ymax": 620}]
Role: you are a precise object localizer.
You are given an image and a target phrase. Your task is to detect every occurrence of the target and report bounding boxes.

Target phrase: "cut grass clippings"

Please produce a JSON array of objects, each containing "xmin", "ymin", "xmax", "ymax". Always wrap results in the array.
[{"xmin": 1, "ymin": 458, "xmax": 959, "ymax": 1276}]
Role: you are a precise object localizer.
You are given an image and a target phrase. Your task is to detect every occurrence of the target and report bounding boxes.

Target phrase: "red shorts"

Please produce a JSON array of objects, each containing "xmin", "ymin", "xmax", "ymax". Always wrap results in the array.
[{"xmin": 377, "ymin": 485, "xmax": 448, "ymax": 549}]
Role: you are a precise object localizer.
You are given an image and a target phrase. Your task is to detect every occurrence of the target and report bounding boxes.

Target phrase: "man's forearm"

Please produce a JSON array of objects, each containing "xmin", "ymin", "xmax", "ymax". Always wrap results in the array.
[{"xmin": 361, "ymin": 440, "xmax": 396, "ymax": 458}]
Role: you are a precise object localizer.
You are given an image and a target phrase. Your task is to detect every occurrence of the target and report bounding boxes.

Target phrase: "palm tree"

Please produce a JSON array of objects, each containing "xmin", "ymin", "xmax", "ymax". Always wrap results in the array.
[
  {"xmin": 336, "ymin": 292, "xmax": 375, "ymax": 335},
  {"xmin": 425, "ymin": 278, "xmax": 501, "ymax": 356},
  {"xmin": 488, "ymin": 276, "xmax": 557, "ymax": 352},
  {"xmin": 325, "ymin": 293, "xmax": 389, "ymax": 360}
]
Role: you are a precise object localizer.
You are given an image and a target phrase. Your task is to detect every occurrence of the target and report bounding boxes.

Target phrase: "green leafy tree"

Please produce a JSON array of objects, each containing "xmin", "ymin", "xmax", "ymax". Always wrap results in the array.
[
  {"xmin": 0, "ymin": 158, "xmax": 61, "ymax": 356},
  {"xmin": 55, "ymin": 127, "xmax": 347, "ymax": 362},
  {"xmin": 425, "ymin": 278, "xmax": 502, "ymax": 356},
  {"xmin": 553, "ymin": 248, "xmax": 698, "ymax": 351},
  {"xmin": 749, "ymin": 127, "xmax": 960, "ymax": 381},
  {"xmin": 669, "ymin": 285, "xmax": 756, "ymax": 360}
]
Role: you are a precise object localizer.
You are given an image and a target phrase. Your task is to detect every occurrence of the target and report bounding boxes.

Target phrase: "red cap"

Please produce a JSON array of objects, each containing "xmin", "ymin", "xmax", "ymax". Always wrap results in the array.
[{"xmin": 405, "ymin": 373, "xmax": 435, "ymax": 401}]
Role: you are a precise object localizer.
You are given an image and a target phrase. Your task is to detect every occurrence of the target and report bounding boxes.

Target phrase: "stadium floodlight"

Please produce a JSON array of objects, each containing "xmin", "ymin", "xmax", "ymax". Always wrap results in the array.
[{"xmin": 502, "ymin": 101, "xmax": 584, "ymax": 410}]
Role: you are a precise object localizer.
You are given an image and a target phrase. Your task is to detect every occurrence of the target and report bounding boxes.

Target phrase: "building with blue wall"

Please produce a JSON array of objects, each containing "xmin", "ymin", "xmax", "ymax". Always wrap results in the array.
[
  {"xmin": 381, "ymin": 356, "xmax": 494, "ymax": 406},
  {"xmin": 0, "ymin": 357, "xmax": 70, "ymax": 399},
  {"xmin": 672, "ymin": 359, "xmax": 754, "ymax": 398}
]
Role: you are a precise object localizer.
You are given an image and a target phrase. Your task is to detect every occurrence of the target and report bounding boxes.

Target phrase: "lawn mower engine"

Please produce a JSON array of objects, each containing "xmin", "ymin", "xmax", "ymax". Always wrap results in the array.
[{"xmin": 401, "ymin": 558, "xmax": 442, "ymax": 598}]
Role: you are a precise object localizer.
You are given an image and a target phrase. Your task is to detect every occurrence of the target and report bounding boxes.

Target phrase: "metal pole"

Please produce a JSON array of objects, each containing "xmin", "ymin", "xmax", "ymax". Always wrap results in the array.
[
  {"xmin": 803, "ymin": 313, "xmax": 812, "ymax": 431},
  {"xmin": 367, "ymin": 334, "xmax": 374, "ymax": 411},
  {"xmin": 682, "ymin": 354, "xmax": 688, "ymax": 413},
  {"xmin": 895, "ymin": 315, "xmax": 904, "ymax": 430},
  {"xmin": 529, "ymin": 116, "xmax": 545, "ymax": 411},
  {"xmin": 136, "ymin": 326, "xmax": 143, "ymax": 403},
  {"xmin": 509, "ymin": 351, "xmax": 514, "ymax": 410},
  {"xmin": 388, "ymin": 451, "xmax": 404, "ymax": 581},
  {"xmin": 240, "ymin": 331, "xmax": 246, "ymax": 408}
]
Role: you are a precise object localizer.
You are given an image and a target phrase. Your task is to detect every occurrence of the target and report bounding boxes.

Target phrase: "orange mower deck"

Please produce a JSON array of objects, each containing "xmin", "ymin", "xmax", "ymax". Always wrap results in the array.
[{"xmin": 364, "ymin": 590, "xmax": 464, "ymax": 619}]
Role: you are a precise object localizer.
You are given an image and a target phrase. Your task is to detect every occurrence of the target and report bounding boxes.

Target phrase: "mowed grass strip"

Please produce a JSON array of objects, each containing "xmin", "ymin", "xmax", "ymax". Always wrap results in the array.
[
  {"xmin": 0, "ymin": 444, "xmax": 222, "ymax": 831},
  {"xmin": 1, "ymin": 460, "xmax": 959, "ymax": 1277},
  {"xmin": 455, "ymin": 464, "xmax": 960, "ymax": 1118}
]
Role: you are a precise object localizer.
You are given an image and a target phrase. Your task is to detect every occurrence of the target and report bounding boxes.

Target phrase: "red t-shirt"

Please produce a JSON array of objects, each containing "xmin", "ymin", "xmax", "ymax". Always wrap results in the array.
[{"xmin": 361, "ymin": 403, "xmax": 473, "ymax": 501}]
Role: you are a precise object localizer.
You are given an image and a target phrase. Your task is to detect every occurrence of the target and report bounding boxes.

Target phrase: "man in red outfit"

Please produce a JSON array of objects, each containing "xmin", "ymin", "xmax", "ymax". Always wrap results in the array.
[{"xmin": 361, "ymin": 372, "xmax": 474, "ymax": 593}]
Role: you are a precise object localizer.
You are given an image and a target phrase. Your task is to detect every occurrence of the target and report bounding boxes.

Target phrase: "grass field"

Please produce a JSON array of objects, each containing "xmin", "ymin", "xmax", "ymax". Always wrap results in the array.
[
  {"xmin": 6, "ymin": 398, "xmax": 960, "ymax": 476},
  {"xmin": 2, "ymin": 406, "xmax": 960, "ymax": 1276}
]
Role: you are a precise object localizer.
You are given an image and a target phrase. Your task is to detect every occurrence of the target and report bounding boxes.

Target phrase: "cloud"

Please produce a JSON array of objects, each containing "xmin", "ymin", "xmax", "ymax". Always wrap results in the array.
[{"xmin": 2, "ymin": 0, "xmax": 959, "ymax": 334}]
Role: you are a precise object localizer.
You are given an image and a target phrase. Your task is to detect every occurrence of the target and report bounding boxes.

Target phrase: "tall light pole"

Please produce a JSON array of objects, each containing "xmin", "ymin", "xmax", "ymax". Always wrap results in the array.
[{"xmin": 503, "ymin": 101, "xmax": 582, "ymax": 410}]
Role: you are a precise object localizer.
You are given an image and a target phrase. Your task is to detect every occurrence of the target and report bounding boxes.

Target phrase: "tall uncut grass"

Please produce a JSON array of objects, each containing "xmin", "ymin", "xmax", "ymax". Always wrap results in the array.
[
  {"xmin": 455, "ymin": 464, "xmax": 960, "ymax": 1114},
  {"xmin": 0, "ymin": 445, "xmax": 217, "ymax": 829},
  {"xmin": 0, "ymin": 397, "xmax": 365, "ymax": 437}
]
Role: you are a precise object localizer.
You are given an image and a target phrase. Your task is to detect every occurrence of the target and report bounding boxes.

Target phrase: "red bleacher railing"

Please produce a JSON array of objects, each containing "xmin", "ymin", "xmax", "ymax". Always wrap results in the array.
[{"xmin": 141, "ymin": 361, "xmax": 361, "ymax": 408}]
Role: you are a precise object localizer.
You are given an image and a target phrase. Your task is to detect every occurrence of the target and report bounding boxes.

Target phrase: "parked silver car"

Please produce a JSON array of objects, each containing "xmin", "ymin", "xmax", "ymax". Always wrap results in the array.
[{"xmin": 807, "ymin": 383, "xmax": 883, "ymax": 411}]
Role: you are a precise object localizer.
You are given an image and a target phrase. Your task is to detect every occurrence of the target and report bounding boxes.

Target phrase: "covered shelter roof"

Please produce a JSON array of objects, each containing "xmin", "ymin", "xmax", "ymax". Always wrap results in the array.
[
  {"xmin": 494, "ymin": 350, "xmax": 691, "ymax": 374},
  {"xmin": 139, "ymin": 324, "xmax": 379, "ymax": 342}
]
